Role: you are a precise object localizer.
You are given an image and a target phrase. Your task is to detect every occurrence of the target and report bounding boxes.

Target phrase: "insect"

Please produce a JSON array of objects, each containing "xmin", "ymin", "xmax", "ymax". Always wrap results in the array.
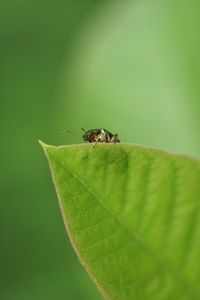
[{"xmin": 82, "ymin": 128, "xmax": 120, "ymax": 147}]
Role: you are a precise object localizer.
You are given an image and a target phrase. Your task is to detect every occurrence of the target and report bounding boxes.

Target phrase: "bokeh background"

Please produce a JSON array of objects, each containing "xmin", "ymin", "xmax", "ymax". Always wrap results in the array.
[{"xmin": 1, "ymin": 0, "xmax": 200, "ymax": 299}]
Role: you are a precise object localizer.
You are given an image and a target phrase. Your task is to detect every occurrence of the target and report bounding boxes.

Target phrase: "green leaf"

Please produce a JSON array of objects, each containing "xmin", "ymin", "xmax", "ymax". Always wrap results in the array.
[{"xmin": 40, "ymin": 141, "xmax": 200, "ymax": 300}]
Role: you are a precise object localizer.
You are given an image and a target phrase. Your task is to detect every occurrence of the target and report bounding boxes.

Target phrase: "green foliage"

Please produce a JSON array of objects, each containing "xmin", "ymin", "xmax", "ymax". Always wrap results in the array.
[
  {"xmin": 40, "ymin": 141, "xmax": 200, "ymax": 300},
  {"xmin": 2, "ymin": 0, "xmax": 200, "ymax": 299}
]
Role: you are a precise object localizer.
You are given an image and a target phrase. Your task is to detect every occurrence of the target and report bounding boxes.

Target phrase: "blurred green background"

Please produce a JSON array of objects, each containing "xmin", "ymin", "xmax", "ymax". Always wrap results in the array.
[{"xmin": 1, "ymin": 0, "xmax": 200, "ymax": 299}]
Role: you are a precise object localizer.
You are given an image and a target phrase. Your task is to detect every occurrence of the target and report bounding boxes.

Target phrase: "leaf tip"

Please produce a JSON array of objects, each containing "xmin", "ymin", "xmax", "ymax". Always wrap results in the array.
[
  {"xmin": 38, "ymin": 139, "xmax": 47, "ymax": 148},
  {"xmin": 38, "ymin": 139, "xmax": 51, "ymax": 154}
]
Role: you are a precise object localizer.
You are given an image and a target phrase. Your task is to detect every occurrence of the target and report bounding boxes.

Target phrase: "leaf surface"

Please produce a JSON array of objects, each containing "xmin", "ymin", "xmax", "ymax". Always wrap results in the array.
[{"xmin": 40, "ymin": 141, "xmax": 200, "ymax": 300}]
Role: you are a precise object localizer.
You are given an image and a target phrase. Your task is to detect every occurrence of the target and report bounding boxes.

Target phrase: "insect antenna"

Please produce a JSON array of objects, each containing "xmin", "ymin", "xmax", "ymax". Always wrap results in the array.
[
  {"xmin": 81, "ymin": 128, "xmax": 87, "ymax": 133},
  {"xmin": 54, "ymin": 128, "xmax": 80, "ymax": 137},
  {"xmin": 54, "ymin": 128, "xmax": 71, "ymax": 133}
]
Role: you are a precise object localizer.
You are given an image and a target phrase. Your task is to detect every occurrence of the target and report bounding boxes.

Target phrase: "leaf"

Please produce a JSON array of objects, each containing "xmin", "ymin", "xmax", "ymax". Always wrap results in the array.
[{"xmin": 40, "ymin": 141, "xmax": 200, "ymax": 300}]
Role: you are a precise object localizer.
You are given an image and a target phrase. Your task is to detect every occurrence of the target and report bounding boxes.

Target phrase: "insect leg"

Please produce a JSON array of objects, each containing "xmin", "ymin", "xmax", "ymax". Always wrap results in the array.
[
  {"xmin": 92, "ymin": 135, "xmax": 101, "ymax": 148},
  {"xmin": 105, "ymin": 132, "xmax": 111, "ymax": 143},
  {"xmin": 110, "ymin": 134, "xmax": 118, "ymax": 143}
]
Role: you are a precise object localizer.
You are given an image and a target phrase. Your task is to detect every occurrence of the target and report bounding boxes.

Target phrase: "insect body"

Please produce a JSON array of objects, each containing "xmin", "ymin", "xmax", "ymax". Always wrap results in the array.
[{"xmin": 82, "ymin": 128, "xmax": 120, "ymax": 146}]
